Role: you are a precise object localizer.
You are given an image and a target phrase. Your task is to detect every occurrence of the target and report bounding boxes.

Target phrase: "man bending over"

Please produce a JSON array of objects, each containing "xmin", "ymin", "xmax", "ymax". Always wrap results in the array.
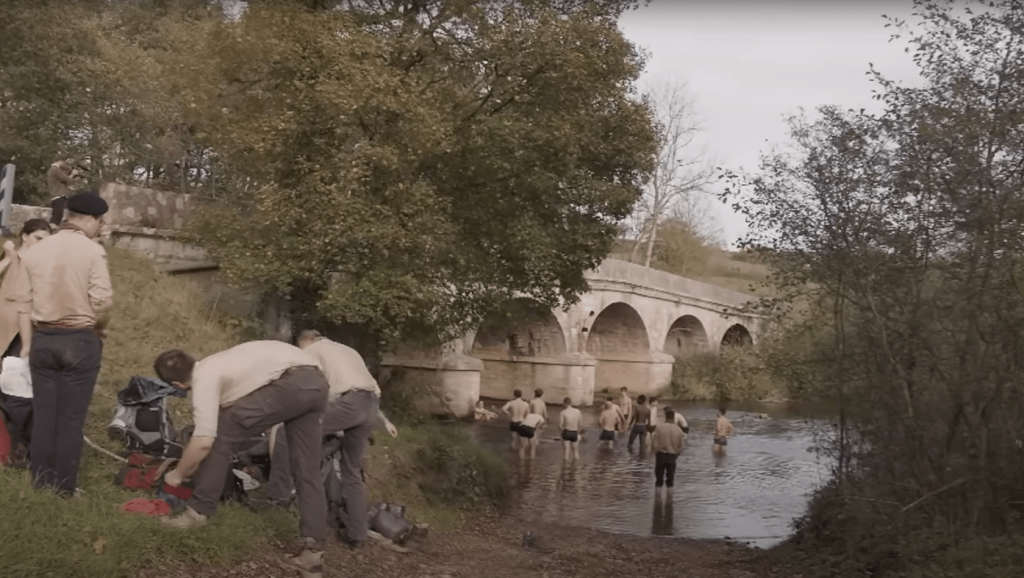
[{"xmin": 155, "ymin": 341, "xmax": 329, "ymax": 578}]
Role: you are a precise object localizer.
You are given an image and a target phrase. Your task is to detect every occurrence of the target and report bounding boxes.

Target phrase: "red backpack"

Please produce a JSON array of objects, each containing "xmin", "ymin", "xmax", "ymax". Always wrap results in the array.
[{"xmin": 113, "ymin": 454, "xmax": 192, "ymax": 501}]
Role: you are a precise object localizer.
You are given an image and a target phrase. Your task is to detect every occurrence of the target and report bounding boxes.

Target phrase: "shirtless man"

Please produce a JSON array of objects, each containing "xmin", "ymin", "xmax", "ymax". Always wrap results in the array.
[
  {"xmin": 628, "ymin": 395, "xmax": 652, "ymax": 451},
  {"xmin": 598, "ymin": 401, "xmax": 619, "ymax": 448},
  {"xmin": 558, "ymin": 398, "xmax": 582, "ymax": 461},
  {"xmin": 714, "ymin": 407, "xmax": 735, "ymax": 455},
  {"xmin": 606, "ymin": 396, "xmax": 625, "ymax": 429},
  {"xmin": 474, "ymin": 400, "xmax": 497, "ymax": 421},
  {"xmin": 529, "ymin": 389, "xmax": 547, "ymax": 431},
  {"xmin": 518, "ymin": 411, "xmax": 544, "ymax": 459},
  {"xmin": 647, "ymin": 397, "xmax": 660, "ymax": 433},
  {"xmin": 501, "ymin": 390, "xmax": 530, "ymax": 450},
  {"xmin": 617, "ymin": 387, "xmax": 633, "ymax": 433}
]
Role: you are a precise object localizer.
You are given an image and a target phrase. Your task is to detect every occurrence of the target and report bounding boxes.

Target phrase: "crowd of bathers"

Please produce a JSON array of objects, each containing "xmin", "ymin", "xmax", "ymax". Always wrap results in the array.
[{"xmin": 479, "ymin": 387, "xmax": 736, "ymax": 490}]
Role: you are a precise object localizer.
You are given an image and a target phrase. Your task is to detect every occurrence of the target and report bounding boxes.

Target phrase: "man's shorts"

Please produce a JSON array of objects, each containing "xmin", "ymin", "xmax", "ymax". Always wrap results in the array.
[
  {"xmin": 599, "ymin": 429, "xmax": 615, "ymax": 441},
  {"xmin": 631, "ymin": 424, "xmax": 647, "ymax": 436},
  {"xmin": 714, "ymin": 436, "xmax": 728, "ymax": 446},
  {"xmin": 510, "ymin": 421, "xmax": 521, "ymax": 432},
  {"xmin": 646, "ymin": 424, "xmax": 656, "ymax": 434},
  {"xmin": 517, "ymin": 425, "xmax": 536, "ymax": 439},
  {"xmin": 561, "ymin": 430, "xmax": 579, "ymax": 442}
]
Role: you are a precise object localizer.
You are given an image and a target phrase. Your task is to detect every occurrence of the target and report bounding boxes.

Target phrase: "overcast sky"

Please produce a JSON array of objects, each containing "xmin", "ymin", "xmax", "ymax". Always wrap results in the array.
[{"xmin": 618, "ymin": 0, "xmax": 924, "ymax": 246}]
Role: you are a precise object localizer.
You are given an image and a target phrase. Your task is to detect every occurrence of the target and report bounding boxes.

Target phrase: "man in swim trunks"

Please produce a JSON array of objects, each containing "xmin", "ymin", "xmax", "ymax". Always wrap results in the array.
[
  {"xmin": 628, "ymin": 395, "xmax": 652, "ymax": 451},
  {"xmin": 714, "ymin": 407, "xmax": 734, "ymax": 455},
  {"xmin": 558, "ymin": 397, "xmax": 582, "ymax": 461},
  {"xmin": 501, "ymin": 390, "xmax": 530, "ymax": 450},
  {"xmin": 517, "ymin": 411, "xmax": 544, "ymax": 459},
  {"xmin": 664, "ymin": 405, "xmax": 690, "ymax": 434},
  {"xmin": 529, "ymin": 388, "xmax": 547, "ymax": 432},
  {"xmin": 598, "ymin": 401, "xmax": 619, "ymax": 448}
]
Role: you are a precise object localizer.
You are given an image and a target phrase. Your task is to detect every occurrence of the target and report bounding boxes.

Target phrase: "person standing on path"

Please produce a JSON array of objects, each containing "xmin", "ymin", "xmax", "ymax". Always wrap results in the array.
[
  {"xmin": 559, "ymin": 397, "xmax": 582, "ymax": 462},
  {"xmin": 713, "ymin": 408, "xmax": 734, "ymax": 455},
  {"xmin": 13, "ymin": 193, "xmax": 111, "ymax": 497},
  {"xmin": 628, "ymin": 395, "xmax": 652, "ymax": 451},
  {"xmin": 154, "ymin": 342, "xmax": 330, "ymax": 577},
  {"xmin": 502, "ymin": 390, "xmax": 530, "ymax": 450},
  {"xmin": 258, "ymin": 330, "xmax": 385, "ymax": 549},
  {"xmin": 651, "ymin": 408, "xmax": 686, "ymax": 493}
]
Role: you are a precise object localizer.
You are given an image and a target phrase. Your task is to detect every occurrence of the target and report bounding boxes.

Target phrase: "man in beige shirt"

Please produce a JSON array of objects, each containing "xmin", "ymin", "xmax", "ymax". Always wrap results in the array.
[
  {"xmin": 154, "ymin": 341, "xmax": 329, "ymax": 578},
  {"xmin": 260, "ymin": 330, "xmax": 384, "ymax": 550},
  {"xmin": 652, "ymin": 408, "xmax": 686, "ymax": 492},
  {"xmin": 14, "ymin": 192, "xmax": 112, "ymax": 497}
]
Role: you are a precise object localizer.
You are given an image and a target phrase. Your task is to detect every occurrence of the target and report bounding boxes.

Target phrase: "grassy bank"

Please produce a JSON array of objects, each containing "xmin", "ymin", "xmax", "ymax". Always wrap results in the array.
[{"xmin": 0, "ymin": 249, "xmax": 509, "ymax": 578}]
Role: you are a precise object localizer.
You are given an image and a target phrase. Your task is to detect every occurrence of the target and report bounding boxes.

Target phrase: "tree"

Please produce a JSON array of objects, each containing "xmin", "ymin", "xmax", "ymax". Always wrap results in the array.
[
  {"xmin": 188, "ymin": 1, "xmax": 659, "ymax": 343},
  {"xmin": 726, "ymin": 1, "xmax": 1024, "ymax": 573},
  {"xmin": 627, "ymin": 81, "xmax": 716, "ymax": 267}
]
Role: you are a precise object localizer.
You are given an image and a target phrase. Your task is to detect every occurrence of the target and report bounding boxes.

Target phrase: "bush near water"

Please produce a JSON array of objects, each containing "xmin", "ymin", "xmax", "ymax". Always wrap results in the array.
[{"xmin": 0, "ymin": 249, "xmax": 508, "ymax": 578}]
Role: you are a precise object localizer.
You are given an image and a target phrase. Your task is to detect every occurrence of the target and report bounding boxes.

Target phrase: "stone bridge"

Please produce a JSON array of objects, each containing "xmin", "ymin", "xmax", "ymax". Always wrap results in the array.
[{"xmin": 381, "ymin": 259, "xmax": 760, "ymax": 417}]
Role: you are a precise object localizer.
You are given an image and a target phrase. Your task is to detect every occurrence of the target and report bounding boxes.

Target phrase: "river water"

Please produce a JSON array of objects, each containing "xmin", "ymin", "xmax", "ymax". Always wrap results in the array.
[{"xmin": 463, "ymin": 399, "xmax": 831, "ymax": 548}]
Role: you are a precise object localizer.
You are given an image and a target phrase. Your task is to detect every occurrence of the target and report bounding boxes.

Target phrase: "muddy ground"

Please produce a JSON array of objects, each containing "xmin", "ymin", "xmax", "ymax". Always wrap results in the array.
[{"xmin": 148, "ymin": 512, "xmax": 787, "ymax": 578}]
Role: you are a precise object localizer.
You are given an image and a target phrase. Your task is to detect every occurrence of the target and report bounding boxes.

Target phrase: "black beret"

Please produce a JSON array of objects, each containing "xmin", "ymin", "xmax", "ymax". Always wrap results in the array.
[{"xmin": 66, "ymin": 192, "xmax": 109, "ymax": 216}]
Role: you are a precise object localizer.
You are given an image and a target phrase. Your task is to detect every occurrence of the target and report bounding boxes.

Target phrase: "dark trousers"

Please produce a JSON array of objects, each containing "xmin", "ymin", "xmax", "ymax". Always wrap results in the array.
[
  {"xmin": 269, "ymin": 389, "xmax": 379, "ymax": 542},
  {"xmin": 189, "ymin": 365, "xmax": 329, "ymax": 548},
  {"xmin": 655, "ymin": 452, "xmax": 678, "ymax": 488},
  {"xmin": 29, "ymin": 328, "xmax": 102, "ymax": 494}
]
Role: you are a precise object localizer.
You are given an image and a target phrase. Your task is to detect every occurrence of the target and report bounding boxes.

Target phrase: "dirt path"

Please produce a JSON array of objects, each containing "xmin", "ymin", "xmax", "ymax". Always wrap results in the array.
[{"xmin": 151, "ymin": 513, "xmax": 782, "ymax": 578}]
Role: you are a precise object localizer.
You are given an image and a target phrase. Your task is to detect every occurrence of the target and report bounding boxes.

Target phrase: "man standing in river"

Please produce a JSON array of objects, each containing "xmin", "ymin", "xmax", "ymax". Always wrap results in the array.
[
  {"xmin": 628, "ymin": 395, "xmax": 651, "ymax": 451},
  {"xmin": 502, "ymin": 390, "xmax": 530, "ymax": 450},
  {"xmin": 559, "ymin": 397, "xmax": 582, "ymax": 461},
  {"xmin": 714, "ymin": 407, "xmax": 734, "ymax": 455},
  {"xmin": 652, "ymin": 408, "xmax": 686, "ymax": 493},
  {"xmin": 617, "ymin": 387, "xmax": 633, "ymax": 433},
  {"xmin": 598, "ymin": 400, "xmax": 619, "ymax": 448},
  {"xmin": 529, "ymin": 388, "xmax": 547, "ymax": 433}
]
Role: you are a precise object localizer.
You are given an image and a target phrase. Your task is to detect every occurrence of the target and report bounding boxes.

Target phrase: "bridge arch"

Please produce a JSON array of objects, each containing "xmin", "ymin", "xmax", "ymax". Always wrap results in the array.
[
  {"xmin": 471, "ymin": 298, "xmax": 568, "ymax": 358},
  {"xmin": 663, "ymin": 314, "xmax": 709, "ymax": 357},
  {"xmin": 720, "ymin": 323, "xmax": 754, "ymax": 348},
  {"xmin": 585, "ymin": 302, "xmax": 650, "ymax": 357}
]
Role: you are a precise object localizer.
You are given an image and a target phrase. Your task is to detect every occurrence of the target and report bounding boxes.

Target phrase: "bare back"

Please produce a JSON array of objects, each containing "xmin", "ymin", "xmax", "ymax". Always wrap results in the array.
[{"xmin": 599, "ymin": 408, "xmax": 619, "ymax": 431}]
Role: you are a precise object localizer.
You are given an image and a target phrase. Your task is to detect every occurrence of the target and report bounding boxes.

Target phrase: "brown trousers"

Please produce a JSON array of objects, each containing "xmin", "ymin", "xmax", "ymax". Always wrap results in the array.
[{"xmin": 189, "ymin": 365, "xmax": 329, "ymax": 547}]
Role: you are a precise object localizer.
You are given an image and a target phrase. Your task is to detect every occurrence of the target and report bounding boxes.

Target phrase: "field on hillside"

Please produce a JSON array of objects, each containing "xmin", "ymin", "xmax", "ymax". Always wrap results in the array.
[{"xmin": 610, "ymin": 243, "xmax": 772, "ymax": 295}]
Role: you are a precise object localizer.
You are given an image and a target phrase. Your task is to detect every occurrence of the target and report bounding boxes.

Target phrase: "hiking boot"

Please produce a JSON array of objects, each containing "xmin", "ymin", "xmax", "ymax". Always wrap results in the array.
[
  {"xmin": 278, "ymin": 547, "xmax": 323, "ymax": 578},
  {"xmin": 336, "ymin": 528, "xmax": 365, "ymax": 550},
  {"xmin": 248, "ymin": 497, "xmax": 290, "ymax": 513},
  {"xmin": 160, "ymin": 506, "xmax": 208, "ymax": 529}
]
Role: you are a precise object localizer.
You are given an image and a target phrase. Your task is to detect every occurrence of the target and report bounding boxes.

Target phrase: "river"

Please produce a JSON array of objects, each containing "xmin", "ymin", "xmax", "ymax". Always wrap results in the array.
[{"xmin": 463, "ymin": 399, "xmax": 831, "ymax": 548}]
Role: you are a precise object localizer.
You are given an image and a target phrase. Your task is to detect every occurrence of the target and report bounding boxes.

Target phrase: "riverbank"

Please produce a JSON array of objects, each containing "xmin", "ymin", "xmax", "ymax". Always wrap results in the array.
[{"xmin": 143, "ymin": 512, "xmax": 779, "ymax": 578}]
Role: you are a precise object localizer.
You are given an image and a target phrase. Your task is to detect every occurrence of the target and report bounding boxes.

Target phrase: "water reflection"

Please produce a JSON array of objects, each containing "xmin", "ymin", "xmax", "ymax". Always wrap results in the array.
[{"xmin": 464, "ymin": 399, "xmax": 830, "ymax": 548}]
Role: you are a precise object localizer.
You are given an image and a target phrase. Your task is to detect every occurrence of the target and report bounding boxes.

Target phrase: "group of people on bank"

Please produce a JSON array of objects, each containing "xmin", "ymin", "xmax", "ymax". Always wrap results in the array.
[
  {"xmin": 491, "ymin": 386, "xmax": 735, "ymax": 491},
  {"xmin": 0, "ymin": 187, "xmax": 391, "ymax": 578}
]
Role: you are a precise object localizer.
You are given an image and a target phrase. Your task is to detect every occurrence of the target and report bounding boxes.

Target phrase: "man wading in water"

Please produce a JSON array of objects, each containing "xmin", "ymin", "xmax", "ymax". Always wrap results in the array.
[
  {"xmin": 559, "ymin": 397, "xmax": 582, "ymax": 461},
  {"xmin": 628, "ymin": 395, "xmax": 651, "ymax": 451},
  {"xmin": 529, "ymin": 388, "xmax": 547, "ymax": 431},
  {"xmin": 517, "ymin": 410, "xmax": 544, "ymax": 459},
  {"xmin": 598, "ymin": 401, "xmax": 619, "ymax": 448},
  {"xmin": 617, "ymin": 387, "xmax": 633, "ymax": 433},
  {"xmin": 502, "ymin": 390, "xmax": 530, "ymax": 451},
  {"xmin": 652, "ymin": 408, "xmax": 686, "ymax": 494},
  {"xmin": 713, "ymin": 408, "xmax": 734, "ymax": 455}
]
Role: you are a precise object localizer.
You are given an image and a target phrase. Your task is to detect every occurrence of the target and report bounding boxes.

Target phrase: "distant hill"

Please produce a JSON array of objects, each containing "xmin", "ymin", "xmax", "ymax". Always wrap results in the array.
[{"xmin": 609, "ymin": 239, "xmax": 771, "ymax": 296}]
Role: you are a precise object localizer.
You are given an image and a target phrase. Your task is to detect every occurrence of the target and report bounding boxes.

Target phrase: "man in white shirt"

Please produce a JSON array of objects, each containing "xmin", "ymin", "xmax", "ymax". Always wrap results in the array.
[
  {"xmin": 279, "ymin": 329, "xmax": 384, "ymax": 550},
  {"xmin": 501, "ymin": 389, "xmax": 530, "ymax": 450},
  {"xmin": 558, "ymin": 397, "xmax": 582, "ymax": 461},
  {"xmin": 153, "ymin": 341, "xmax": 329, "ymax": 578}
]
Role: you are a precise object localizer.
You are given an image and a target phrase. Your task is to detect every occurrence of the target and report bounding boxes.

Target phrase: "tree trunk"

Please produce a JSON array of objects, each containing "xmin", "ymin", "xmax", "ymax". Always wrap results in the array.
[{"xmin": 643, "ymin": 216, "xmax": 659, "ymax": 268}]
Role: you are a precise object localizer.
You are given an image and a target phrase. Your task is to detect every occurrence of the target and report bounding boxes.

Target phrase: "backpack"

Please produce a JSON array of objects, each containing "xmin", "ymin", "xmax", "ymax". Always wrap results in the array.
[
  {"xmin": 108, "ymin": 376, "xmax": 186, "ymax": 459},
  {"xmin": 113, "ymin": 453, "xmax": 247, "ymax": 507}
]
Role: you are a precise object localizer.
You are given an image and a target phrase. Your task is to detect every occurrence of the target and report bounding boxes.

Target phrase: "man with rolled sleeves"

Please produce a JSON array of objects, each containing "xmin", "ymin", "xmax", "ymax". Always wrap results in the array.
[
  {"xmin": 154, "ymin": 341, "xmax": 330, "ymax": 578},
  {"xmin": 14, "ymin": 191, "xmax": 112, "ymax": 497}
]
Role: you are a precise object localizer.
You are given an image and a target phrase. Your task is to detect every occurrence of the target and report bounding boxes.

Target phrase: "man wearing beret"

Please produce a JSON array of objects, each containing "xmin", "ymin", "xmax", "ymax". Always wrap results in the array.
[{"xmin": 14, "ymin": 191, "xmax": 112, "ymax": 497}]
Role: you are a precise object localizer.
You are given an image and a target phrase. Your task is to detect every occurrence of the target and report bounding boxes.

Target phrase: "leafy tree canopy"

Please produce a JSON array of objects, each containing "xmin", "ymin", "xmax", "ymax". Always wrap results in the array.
[{"xmin": 0, "ymin": 0, "xmax": 658, "ymax": 344}]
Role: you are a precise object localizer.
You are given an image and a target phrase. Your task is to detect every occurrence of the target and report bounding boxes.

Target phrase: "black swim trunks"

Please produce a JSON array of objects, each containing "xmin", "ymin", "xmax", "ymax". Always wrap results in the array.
[
  {"xmin": 510, "ymin": 421, "xmax": 521, "ymax": 432},
  {"xmin": 714, "ymin": 436, "xmax": 728, "ymax": 446},
  {"xmin": 599, "ymin": 429, "xmax": 615, "ymax": 441},
  {"xmin": 561, "ymin": 430, "xmax": 579, "ymax": 442},
  {"xmin": 518, "ymin": 425, "xmax": 536, "ymax": 438}
]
